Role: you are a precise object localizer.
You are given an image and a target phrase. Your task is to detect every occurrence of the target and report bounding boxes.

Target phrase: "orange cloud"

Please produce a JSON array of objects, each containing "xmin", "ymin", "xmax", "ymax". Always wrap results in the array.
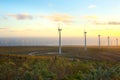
[
  {"xmin": 8, "ymin": 13, "xmax": 33, "ymax": 20},
  {"xmin": 108, "ymin": 21, "xmax": 120, "ymax": 25},
  {"xmin": 83, "ymin": 15, "xmax": 99, "ymax": 20},
  {"xmin": 40, "ymin": 13, "xmax": 74, "ymax": 24},
  {"xmin": 0, "ymin": 28, "xmax": 8, "ymax": 30}
]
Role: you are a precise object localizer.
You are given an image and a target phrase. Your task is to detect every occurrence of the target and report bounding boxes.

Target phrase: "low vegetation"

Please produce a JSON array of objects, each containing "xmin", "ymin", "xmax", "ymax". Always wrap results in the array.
[{"xmin": 0, "ymin": 46, "xmax": 120, "ymax": 80}]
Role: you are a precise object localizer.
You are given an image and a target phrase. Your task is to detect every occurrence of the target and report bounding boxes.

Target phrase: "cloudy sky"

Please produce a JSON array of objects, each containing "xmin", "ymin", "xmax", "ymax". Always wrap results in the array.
[{"xmin": 0, "ymin": 0, "xmax": 120, "ymax": 38}]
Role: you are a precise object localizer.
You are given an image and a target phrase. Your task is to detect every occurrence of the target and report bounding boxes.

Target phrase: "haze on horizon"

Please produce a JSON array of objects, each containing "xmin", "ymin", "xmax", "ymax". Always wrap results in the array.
[{"xmin": 0, "ymin": 0, "xmax": 120, "ymax": 40}]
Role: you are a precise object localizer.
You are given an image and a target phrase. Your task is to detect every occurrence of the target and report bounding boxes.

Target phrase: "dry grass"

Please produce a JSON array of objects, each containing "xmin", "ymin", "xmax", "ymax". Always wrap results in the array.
[{"xmin": 0, "ymin": 46, "xmax": 120, "ymax": 61}]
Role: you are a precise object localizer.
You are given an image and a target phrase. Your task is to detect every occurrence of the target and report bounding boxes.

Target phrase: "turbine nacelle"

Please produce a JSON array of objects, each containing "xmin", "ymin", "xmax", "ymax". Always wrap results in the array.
[{"xmin": 58, "ymin": 28, "xmax": 62, "ymax": 31}]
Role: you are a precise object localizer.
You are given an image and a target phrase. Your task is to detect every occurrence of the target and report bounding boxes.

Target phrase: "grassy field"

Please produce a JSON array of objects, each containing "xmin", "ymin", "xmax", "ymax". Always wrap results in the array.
[
  {"xmin": 0, "ymin": 46, "xmax": 120, "ymax": 80},
  {"xmin": 0, "ymin": 46, "xmax": 120, "ymax": 61}
]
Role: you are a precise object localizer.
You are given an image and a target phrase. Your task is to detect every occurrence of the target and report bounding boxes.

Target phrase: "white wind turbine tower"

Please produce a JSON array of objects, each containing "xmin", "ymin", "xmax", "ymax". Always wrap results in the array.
[
  {"xmin": 98, "ymin": 34, "xmax": 101, "ymax": 49},
  {"xmin": 116, "ymin": 38, "xmax": 118, "ymax": 47},
  {"xmin": 108, "ymin": 36, "xmax": 110, "ymax": 48},
  {"xmin": 84, "ymin": 30, "xmax": 87, "ymax": 51},
  {"xmin": 58, "ymin": 24, "xmax": 62, "ymax": 54}
]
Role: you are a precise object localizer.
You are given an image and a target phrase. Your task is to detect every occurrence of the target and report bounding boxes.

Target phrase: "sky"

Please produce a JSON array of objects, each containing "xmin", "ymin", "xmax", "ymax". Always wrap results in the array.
[{"xmin": 0, "ymin": 0, "xmax": 120, "ymax": 38}]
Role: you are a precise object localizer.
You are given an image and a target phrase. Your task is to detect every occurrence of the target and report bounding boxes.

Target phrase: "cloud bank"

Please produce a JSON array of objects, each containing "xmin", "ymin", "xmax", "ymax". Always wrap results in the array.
[
  {"xmin": 94, "ymin": 21, "xmax": 120, "ymax": 25},
  {"xmin": 83, "ymin": 15, "xmax": 120, "ymax": 25},
  {"xmin": 8, "ymin": 13, "xmax": 33, "ymax": 20}
]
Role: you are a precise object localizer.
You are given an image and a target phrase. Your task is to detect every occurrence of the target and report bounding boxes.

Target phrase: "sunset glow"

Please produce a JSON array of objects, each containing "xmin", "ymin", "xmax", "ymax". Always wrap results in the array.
[{"xmin": 0, "ymin": 0, "xmax": 120, "ymax": 38}]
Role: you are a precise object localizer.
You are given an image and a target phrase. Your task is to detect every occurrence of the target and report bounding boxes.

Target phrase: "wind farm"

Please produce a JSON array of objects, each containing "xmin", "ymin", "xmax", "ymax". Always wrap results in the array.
[{"xmin": 0, "ymin": 0, "xmax": 120, "ymax": 80}]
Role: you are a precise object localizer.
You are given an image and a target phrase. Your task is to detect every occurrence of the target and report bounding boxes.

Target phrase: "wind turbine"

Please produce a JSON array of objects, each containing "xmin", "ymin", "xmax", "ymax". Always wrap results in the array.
[
  {"xmin": 98, "ymin": 34, "xmax": 101, "ymax": 49},
  {"xmin": 84, "ymin": 30, "xmax": 87, "ymax": 51},
  {"xmin": 58, "ymin": 24, "xmax": 62, "ymax": 54},
  {"xmin": 108, "ymin": 36, "xmax": 110, "ymax": 48}
]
